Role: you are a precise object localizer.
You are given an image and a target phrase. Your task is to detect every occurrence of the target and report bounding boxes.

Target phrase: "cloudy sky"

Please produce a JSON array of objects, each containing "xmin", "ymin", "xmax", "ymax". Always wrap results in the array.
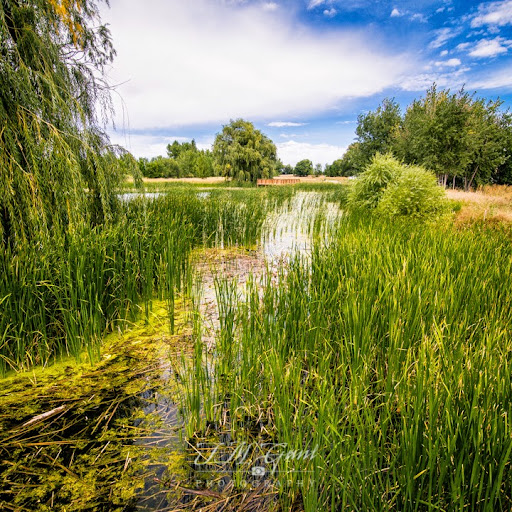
[{"xmin": 101, "ymin": 0, "xmax": 512, "ymax": 166}]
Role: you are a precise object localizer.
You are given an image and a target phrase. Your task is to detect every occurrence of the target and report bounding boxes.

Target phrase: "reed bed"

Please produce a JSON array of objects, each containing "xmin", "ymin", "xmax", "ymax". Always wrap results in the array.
[
  {"xmin": 0, "ymin": 187, "xmax": 291, "ymax": 375},
  {"xmin": 186, "ymin": 212, "xmax": 512, "ymax": 511}
]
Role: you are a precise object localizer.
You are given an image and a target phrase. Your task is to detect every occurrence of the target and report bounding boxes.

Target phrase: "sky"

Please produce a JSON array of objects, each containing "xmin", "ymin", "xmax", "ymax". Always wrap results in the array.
[{"xmin": 101, "ymin": 0, "xmax": 512, "ymax": 166}]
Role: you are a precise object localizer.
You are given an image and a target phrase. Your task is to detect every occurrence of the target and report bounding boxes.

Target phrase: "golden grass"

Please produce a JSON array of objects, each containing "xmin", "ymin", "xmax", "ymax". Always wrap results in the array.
[{"xmin": 446, "ymin": 185, "xmax": 512, "ymax": 225}]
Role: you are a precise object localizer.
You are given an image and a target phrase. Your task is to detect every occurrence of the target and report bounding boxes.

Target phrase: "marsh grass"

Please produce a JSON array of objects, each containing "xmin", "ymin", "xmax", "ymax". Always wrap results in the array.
[
  {"xmin": 0, "ymin": 187, "xmax": 290, "ymax": 374},
  {"xmin": 185, "ymin": 210, "xmax": 512, "ymax": 510}
]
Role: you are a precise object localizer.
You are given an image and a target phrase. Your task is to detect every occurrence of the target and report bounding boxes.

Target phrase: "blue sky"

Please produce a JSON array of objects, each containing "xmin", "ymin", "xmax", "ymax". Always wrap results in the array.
[{"xmin": 102, "ymin": 0, "xmax": 512, "ymax": 165}]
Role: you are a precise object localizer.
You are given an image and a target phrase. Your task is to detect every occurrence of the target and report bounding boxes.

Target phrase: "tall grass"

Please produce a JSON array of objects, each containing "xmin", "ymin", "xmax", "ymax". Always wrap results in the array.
[
  {"xmin": 186, "ymin": 213, "xmax": 512, "ymax": 510},
  {"xmin": 0, "ymin": 187, "xmax": 290, "ymax": 374}
]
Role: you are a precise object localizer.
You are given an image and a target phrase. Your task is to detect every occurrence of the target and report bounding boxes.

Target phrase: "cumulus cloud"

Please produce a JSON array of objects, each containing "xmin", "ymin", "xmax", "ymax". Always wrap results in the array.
[
  {"xmin": 276, "ymin": 140, "xmax": 346, "ymax": 166},
  {"xmin": 471, "ymin": 0, "xmax": 512, "ymax": 28},
  {"xmin": 323, "ymin": 8, "xmax": 337, "ymax": 17},
  {"xmin": 102, "ymin": 0, "xmax": 410, "ymax": 130},
  {"xmin": 390, "ymin": 8, "xmax": 402, "ymax": 17},
  {"xmin": 268, "ymin": 121, "xmax": 307, "ymax": 127},
  {"xmin": 468, "ymin": 37, "xmax": 511, "ymax": 57},
  {"xmin": 434, "ymin": 58, "xmax": 461, "ymax": 67}
]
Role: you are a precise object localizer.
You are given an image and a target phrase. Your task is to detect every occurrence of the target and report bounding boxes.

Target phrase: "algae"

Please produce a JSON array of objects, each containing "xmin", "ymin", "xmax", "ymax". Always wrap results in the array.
[{"xmin": 0, "ymin": 298, "xmax": 191, "ymax": 511}]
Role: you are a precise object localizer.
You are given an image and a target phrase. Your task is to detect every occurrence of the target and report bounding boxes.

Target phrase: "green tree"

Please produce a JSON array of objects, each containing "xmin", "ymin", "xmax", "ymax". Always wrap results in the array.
[
  {"xmin": 166, "ymin": 139, "xmax": 197, "ymax": 160},
  {"xmin": 394, "ymin": 86, "xmax": 475, "ymax": 187},
  {"xmin": 395, "ymin": 85, "xmax": 512, "ymax": 189},
  {"xmin": 326, "ymin": 144, "xmax": 365, "ymax": 176},
  {"xmin": 463, "ymin": 99, "xmax": 510, "ymax": 189},
  {"xmin": 294, "ymin": 159, "xmax": 313, "ymax": 177},
  {"xmin": 212, "ymin": 119, "xmax": 277, "ymax": 183},
  {"xmin": 355, "ymin": 98, "xmax": 402, "ymax": 166},
  {"xmin": 0, "ymin": 0, "xmax": 132, "ymax": 247}
]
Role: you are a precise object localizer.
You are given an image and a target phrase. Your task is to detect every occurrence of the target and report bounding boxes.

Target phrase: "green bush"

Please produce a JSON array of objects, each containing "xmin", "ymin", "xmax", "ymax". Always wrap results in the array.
[
  {"xmin": 378, "ymin": 165, "xmax": 446, "ymax": 218},
  {"xmin": 348, "ymin": 152, "xmax": 402, "ymax": 209}
]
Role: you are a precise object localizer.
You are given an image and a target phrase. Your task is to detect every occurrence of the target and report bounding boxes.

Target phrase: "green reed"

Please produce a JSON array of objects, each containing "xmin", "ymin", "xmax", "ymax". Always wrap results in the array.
[
  {"xmin": 186, "ymin": 210, "xmax": 512, "ymax": 510},
  {"xmin": 0, "ymin": 186, "xmax": 288, "ymax": 374}
]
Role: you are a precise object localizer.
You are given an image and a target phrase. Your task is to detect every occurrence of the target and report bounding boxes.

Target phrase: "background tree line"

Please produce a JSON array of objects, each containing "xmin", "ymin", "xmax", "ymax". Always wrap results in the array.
[
  {"xmin": 138, "ymin": 140, "xmax": 215, "ymax": 179},
  {"xmin": 137, "ymin": 120, "xmax": 328, "ymax": 182},
  {"xmin": 327, "ymin": 86, "xmax": 512, "ymax": 189}
]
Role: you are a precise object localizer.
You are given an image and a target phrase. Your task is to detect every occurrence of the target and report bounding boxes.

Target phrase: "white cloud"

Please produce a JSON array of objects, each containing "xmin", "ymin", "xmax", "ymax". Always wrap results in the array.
[
  {"xmin": 410, "ymin": 13, "xmax": 428, "ymax": 23},
  {"xmin": 262, "ymin": 2, "xmax": 278, "ymax": 11},
  {"xmin": 276, "ymin": 140, "xmax": 346, "ymax": 166},
  {"xmin": 429, "ymin": 27, "xmax": 461, "ymax": 49},
  {"xmin": 470, "ymin": 64, "xmax": 512, "ymax": 89},
  {"xmin": 102, "ymin": 0, "xmax": 410, "ymax": 130},
  {"xmin": 268, "ymin": 121, "xmax": 307, "ymax": 127},
  {"xmin": 390, "ymin": 8, "xmax": 426, "ymax": 22},
  {"xmin": 308, "ymin": 0, "xmax": 326, "ymax": 8},
  {"xmin": 456, "ymin": 42, "xmax": 471, "ymax": 51},
  {"xmin": 440, "ymin": 50, "xmax": 448, "ymax": 56},
  {"xmin": 400, "ymin": 67, "xmax": 469, "ymax": 91},
  {"xmin": 323, "ymin": 8, "xmax": 337, "ymax": 17},
  {"xmin": 436, "ymin": 7, "xmax": 445, "ymax": 14},
  {"xmin": 471, "ymin": 0, "xmax": 512, "ymax": 28},
  {"xmin": 469, "ymin": 37, "xmax": 511, "ymax": 57},
  {"xmin": 109, "ymin": 133, "xmax": 190, "ymax": 158},
  {"xmin": 434, "ymin": 58, "xmax": 461, "ymax": 67}
]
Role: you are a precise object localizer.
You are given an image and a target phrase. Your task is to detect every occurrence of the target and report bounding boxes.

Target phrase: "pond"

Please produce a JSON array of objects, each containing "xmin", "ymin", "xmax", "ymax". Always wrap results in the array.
[{"xmin": 0, "ymin": 192, "xmax": 342, "ymax": 511}]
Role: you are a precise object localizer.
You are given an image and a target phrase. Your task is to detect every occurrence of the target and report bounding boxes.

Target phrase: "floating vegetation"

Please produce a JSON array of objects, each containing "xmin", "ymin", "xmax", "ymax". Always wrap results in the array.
[{"xmin": 0, "ymin": 300, "xmax": 192, "ymax": 511}]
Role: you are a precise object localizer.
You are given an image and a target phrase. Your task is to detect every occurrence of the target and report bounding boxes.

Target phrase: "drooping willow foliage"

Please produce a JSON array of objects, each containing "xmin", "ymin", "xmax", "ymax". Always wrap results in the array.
[{"xmin": 0, "ymin": 0, "xmax": 134, "ymax": 248}]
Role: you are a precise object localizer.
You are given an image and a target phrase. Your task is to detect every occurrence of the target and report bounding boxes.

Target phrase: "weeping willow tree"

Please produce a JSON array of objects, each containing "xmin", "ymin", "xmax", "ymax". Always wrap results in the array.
[
  {"xmin": 0, "ymin": 0, "xmax": 134, "ymax": 248},
  {"xmin": 212, "ymin": 119, "xmax": 277, "ymax": 183}
]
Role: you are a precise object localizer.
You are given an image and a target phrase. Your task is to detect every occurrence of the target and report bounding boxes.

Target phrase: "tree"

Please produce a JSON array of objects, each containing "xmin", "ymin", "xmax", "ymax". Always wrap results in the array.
[
  {"xmin": 394, "ymin": 85, "xmax": 511, "ymax": 189},
  {"xmin": 325, "ymin": 144, "xmax": 365, "ymax": 176},
  {"xmin": 166, "ymin": 139, "xmax": 197, "ymax": 160},
  {"xmin": 212, "ymin": 119, "xmax": 277, "ymax": 183},
  {"xmin": 394, "ymin": 86, "xmax": 474, "ymax": 187},
  {"xmin": 294, "ymin": 159, "xmax": 313, "ymax": 177},
  {"xmin": 355, "ymin": 98, "xmax": 402, "ymax": 166},
  {"xmin": 0, "ymin": 0, "xmax": 132, "ymax": 248}
]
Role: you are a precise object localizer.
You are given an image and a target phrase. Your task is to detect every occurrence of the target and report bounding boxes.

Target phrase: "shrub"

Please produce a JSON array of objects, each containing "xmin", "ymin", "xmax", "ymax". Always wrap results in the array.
[
  {"xmin": 348, "ymin": 153, "xmax": 402, "ymax": 209},
  {"xmin": 378, "ymin": 165, "xmax": 446, "ymax": 218}
]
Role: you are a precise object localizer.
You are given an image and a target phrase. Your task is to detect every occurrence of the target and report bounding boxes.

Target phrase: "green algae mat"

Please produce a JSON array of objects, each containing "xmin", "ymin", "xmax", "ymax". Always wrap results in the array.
[{"xmin": 0, "ymin": 301, "xmax": 193, "ymax": 511}]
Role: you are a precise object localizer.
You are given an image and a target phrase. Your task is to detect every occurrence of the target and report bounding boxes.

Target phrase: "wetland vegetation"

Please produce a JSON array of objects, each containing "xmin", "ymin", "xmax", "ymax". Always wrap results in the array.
[{"xmin": 2, "ymin": 0, "xmax": 512, "ymax": 510}]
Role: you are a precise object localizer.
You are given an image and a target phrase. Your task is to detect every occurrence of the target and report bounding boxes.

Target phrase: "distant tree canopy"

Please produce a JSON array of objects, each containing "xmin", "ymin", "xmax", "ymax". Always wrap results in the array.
[
  {"xmin": 328, "ymin": 86, "xmax": 512, "ymax": 188},
  {"xmin": 0, "ymin": 0, "xmax": 134, "ymax": 248},
  {"xmin": 212, "ymin": 119, "xmax": 277, "ymax": 183},
  {"xmin": 138, "ymin": 140, "xmax": 215, "ymax": 179},
  {"xmin": 294, "ymin": 159, "xmax": 314, "ymax": 177}
]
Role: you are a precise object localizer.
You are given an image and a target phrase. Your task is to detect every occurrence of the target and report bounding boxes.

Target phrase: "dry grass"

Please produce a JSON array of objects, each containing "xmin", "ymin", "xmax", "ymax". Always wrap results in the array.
[
  {"xmin": 127, "ymin": 175, "xmax": 349, "ymax": 185},
  {"xmin": 446, "ymin": 185, "xmax": 512, "ymax": 225}
]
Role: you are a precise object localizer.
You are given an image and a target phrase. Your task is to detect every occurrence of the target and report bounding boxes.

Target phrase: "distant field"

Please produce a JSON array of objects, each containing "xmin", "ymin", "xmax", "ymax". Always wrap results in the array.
[
  {"xmin": 447, "ymin": 185, "xmax": 512, "ymax": 224},
  {"xmin": 129, "ymin": 175, "xmax": 349, "ymax": 184}
]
